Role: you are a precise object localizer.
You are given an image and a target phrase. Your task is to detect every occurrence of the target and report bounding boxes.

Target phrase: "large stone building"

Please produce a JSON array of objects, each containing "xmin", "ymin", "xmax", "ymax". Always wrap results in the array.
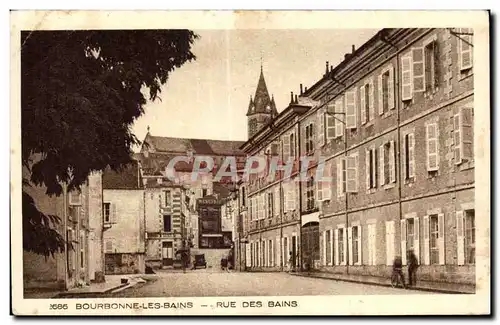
[{"xmin": 240, "ymin": 28, "xmax": 475, "ymax": 289}]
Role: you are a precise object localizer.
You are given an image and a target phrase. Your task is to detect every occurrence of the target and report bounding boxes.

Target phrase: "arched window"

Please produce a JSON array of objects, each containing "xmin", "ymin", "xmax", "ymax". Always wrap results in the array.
[{"xmin": 290, "ymin": 133, "xmax": 295, "ymax": 158}]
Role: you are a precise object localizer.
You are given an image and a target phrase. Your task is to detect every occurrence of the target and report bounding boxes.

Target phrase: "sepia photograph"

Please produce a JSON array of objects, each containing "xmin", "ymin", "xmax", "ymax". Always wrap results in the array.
[{"xmin": 10, "ymin": 10, "xmax": 490, "ymax": 316}]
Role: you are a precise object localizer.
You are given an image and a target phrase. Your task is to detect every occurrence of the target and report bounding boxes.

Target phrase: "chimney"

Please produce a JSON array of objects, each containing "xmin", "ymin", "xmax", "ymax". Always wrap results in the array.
[
  {"xmin": 304, "ymin": 86, "xmax": 308, "ymax": 92},
  {"xmin": 352, "ymin": 44, "xmax": 356, "ymax": 53},
  {"xmin": 294, "ymin": 94, "xmax": 298, "ymax": 104},
  {"xmin": 344, "ymin": 53, "xmax": 350, "ymax": 60},
  {"xmin": 330, "ymin": 65, "xmax": 333, "ymax": 72},
  {"xmin": 290, "ymin": 91, "xmax": 294, "ymax": 103},
  {"xmin": 325, "ymin": 61, "xmax": 329, "ymax": 74},
  {"xmin": 300, "ymin": 84, "xmax": 303, "ymax": 95}
]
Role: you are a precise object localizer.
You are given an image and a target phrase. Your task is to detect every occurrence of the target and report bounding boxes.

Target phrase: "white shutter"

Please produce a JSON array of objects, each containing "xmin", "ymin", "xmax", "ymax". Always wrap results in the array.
[
  {"xmin": 337, "ymin": 159, "xmax": 343, "ymax": 197},
  {"xmin": 379, "ymin": 144, "xmax": 385, "ymax": 186},
  {"xmin": 334, "ymin": 229, "xmax": 339, "ymax": 265},
  {"xmin": 289, "ymin": 182, "xmax": 296, "ymax": 211},
  {"xmin": 378, "ymin": 73, "xmax": 384, "ymax": 115},
  {"xmin": 360, "ymin": 85, "xmax": 367, "ymax": 125},
  {"xmin": 461, "ymin": 107, "xmax": 473, "ymax": 160},
  {"xmin": 385, "ymin": 221, "xmax": 394, "ymax": 266},
  {"xmin": 317, "ymin": 109, "xmax": 325, "ymax": 147},
  {"xmin": 426, "ymin": 123, "xmax": 439, "ymax": 171},
  {"xmin": 373, "ymin": 148, "xmax": 378, "ymax": 188},
  {"xmin": 323, "ymin": 161, "xmax": 332, "ymax": 200},
  {"xmin": 401, "ymin": 55, "xmax": 413, "ymax": 100},
  {"xmin": 388, "ymin": 65, "xmax": 395, "ymax": 109},
  {"xmin": 459, "ymin": 28, "xmax": 473, "ymax": 71},
  {"xmin": 408, "ymin": 133, "xmax": 415, "ymax": 178},
  {"xmin": 368, "ymin": 224, "xmax": 376, "ymax": 266},
  {"xmin": 369, "ymin": 78, "xmax": 375, "ymax": 121},
  {"xmin": 342, "ymin": 228, "xmax": 347, "ymax": 266},
  {"xmin": 390, "ymin": 140, "xmax": 396, "ymax": 183},
  {"xmin": 330, "ymin": 230, "xmax": 334, "ymax": 266},
  {"xmin": 346, "ymin": 156, "xmax": 357, "ymax": 193},
  {"xmin": 326, "ymin": 104, "xmax": 336, "ymax": 141},
  {"xmin": 357, "ymin": 226, "xmax": 362, "ymax": 265},
  {"xmin": 423, "ymin": 215, "xmax": 430, "ymax": 265},
  {"xmin": 335, "ymin": 97, "xmax": 344, "ymax": 137},
  {"xmin": 456, "ymin": 211, "xmax": 465, "ymax": 265},
  {"xmin": 412, "ymin": 47, "xmax": 425, "ymax": 92},
  {"xmin": 316, "ymin": 173, "xmax": 323, "ymax": 202},
  {"xmin": 414, "ymin": 217, "xmax": 420, "ymax": 265},
  {"xmin": 323, "ymin": 231, "xmax": 327, "ymax": 265},
  {"xmin": 283, "ymin": 133, "xmax": 290, "ymax": 162},
  {"xmin": 402, "ymin": 135, "xmax": 407, "ymax": 179},
  {"xmin": 347, "ymin": 227, "xmax": 353, "ymax": 265},
  {"xmin": 454, "ymin": 113, "xmax": 462, "ymax": 164},
  {"xmin": 270, "ymin": 239, "xmax": 274, "ymax": 267},
  {"xmin": 365, "ymin": 149, "xmax": 371, "ymax": 190},
  {"xmin": 346, "ymin": 89, "xmax": 357, "ymax": 129},
  {"xmin": 401, "ymin": 219, "xmax": 407, "ymax": 265},
  {"xmin": 438, "ymin": 213, "xmax": 445, "ymax": 265},
  {"xmin": 274, "ymin": 186, "xmax": 280, "ymax": 216}
]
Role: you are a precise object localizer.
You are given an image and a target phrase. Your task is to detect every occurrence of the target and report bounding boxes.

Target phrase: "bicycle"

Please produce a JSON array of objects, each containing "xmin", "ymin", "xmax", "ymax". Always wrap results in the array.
[{"xmin": 391, "ymin": 269, "xmax": 406, "ymax": 289}]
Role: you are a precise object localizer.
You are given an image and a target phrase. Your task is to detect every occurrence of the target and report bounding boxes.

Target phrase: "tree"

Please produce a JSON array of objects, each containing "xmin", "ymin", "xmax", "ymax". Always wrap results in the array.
[{"xmin": 21, "ymin": 30, "xmax": 198, "ymax": 256}]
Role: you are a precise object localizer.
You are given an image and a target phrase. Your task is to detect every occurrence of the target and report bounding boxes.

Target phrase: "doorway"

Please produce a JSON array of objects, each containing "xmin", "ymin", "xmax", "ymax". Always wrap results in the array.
[
  {"xmin": 162, "ymin": 241, "xmax": 173, "ymax": 266},
  {"xmin": 302, "ymin": 221, "xmax": 320, "ymax": 270}
]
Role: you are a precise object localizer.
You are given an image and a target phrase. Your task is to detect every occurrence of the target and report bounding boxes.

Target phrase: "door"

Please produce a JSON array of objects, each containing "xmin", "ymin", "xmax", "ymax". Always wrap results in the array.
[
  {"xmin": 291, "ymin": 236, "xmax": 297, "ymax": 268},
  {"xmin": 301, "ymin": 222, "xmax": 320, "ymax": 270},
  {"xmin": 162, "ymin": 241, "xmax": 174, "ymax": 266}
]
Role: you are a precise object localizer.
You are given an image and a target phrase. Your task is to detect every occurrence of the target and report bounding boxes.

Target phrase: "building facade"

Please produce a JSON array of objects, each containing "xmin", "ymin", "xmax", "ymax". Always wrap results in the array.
[
  {"xmin": 241, "ymin": 28, "xmax": 475, "ymax": 286},
  {"xmin": 102, "ymin": 162, "xmax": 146, "ymax": 274}
]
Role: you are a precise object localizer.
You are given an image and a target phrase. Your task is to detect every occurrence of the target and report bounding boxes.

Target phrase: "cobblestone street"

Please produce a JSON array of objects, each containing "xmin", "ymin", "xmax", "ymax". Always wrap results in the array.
[{"xmin": 103, "ymin": 270, "xmax": 426, "ymax": 298}]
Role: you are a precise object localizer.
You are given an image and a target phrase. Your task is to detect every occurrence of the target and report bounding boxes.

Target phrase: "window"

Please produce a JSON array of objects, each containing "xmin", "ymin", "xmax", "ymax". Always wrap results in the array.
[
  {"xmin": 105, "ymin": 240, "xmax": 113, "ymax": 253},
  {"xmin": 378, "ymin": 68, "xmax": 394, "ymax": 115},
  {"xmin": 305, "ymin": 123, "xmax": 315, "ymax": 154},
  {"xmin": 401, "ymin": 55, "xmax": 413, "ymax": 101},
  {"xmin": 338, "ymin": 228, "xmax": 345, "ymax": 264},
  {"xmin": 379, "ymin": 141, "xmax": 396, "ymax": 186},
  {"xmin": 458, "ymin": 28, "xmax": 473, "ymax": 71},
  {"xmin": 360, "ymin": 79, "xmax": 374, "ymax": 125},
  {"xmin": 366, "ymin": 148, "xmax": 378, "ymax": 190},
  {"xmin": 326, "ymin": 230, "xmax": 332, "ymax": 265},
  {"xmin": 306, "ymin": 177, "xmax": 315, "ymax": 211},
  {"xmin": 345, "ymin": 89, "xmax": 357, "ymax": 129},
  {"xmin": 424, "ymin": 40, "xmax": 438, "ymax": 92},
  {"xmin": 429, "ymin": 215, "xmax": 439, "ymax": 265},
  {"xmin": 290, "ymin": 133, "xmax": 295, "ymax": 158},
  {"xmin": 326, "ymin": 105, "xmax": 336, "ymax": 141},
  {"xmin": 241, "ymin": 187, "xmax": 246, "ymax": 206},
  {"xmin": 163, "ymin": 215, "xmax": 172, "ymax": 232},
  {"xmin": 268, "ymin": 239, "xmax": 273, "ymax": 267},
  {"xmin": 404, "ymin": 133, "xmax": 415, "ymax": 180},
  {"xmin": 261, "ymin": 240, "xmax": 266, "ymax": 267},
  {"xmin": 283, "ymin": 237, "xmax": 288, "ymax": 266},
  {"xmin": 407, "ymin": 218, "xmax": 415, "ymax": 252},
  {"xmin": 335, "ymin": 97, "xmax": 345, "ymax": 137},
  {"xmin": 364, "ymin": 83, "xmax": 370, "ymax": 123},
  {"xmin": 164, "ymin": 190, "xmax": 171, "ymax": 207},
  {"xmin": 383, "ymin": 142, "xmax": 390, "ymax": 184},
  {"xmin": 454, "ymin": 107, "xmax": 473, "ymax": 165},
  {"xmin": 346, "ymin": 154, "xmax": 359, "ymax": 193},
  {"xmin": 202, "ymin": 188, "xmax": 208, "ymax": 197},
  {"xmin": 103, "ymin": 203, "xmax": 111, "ymax": 223},
  {"xmin": 267, "ymin": 192, "xmax": 274, "ymax": 218},
  {"xmin": 352, "ymin": 226, "xmax": 360, "ymax": 264},
  {"xmin": 465, "ymin": 210, "xmax": 475, "ymax": 264},
  {"xmin": 426, "ymin": 123, "xmax": 439, "ymax": 172},
  {"xmin": 337, "ymin": 158, "xmax": 347, "ymax": 197}
]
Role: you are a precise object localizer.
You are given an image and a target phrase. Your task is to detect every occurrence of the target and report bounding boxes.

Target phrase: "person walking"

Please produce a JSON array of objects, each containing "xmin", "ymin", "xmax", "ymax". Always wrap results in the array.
[
  {"xmin": 288, "ymin": 251, "xmax": 293, "ymax": 273},
  {"xmin": 392, "ymin": 255, "xmax": 405, "ymax": 288},
  {"xmin": 407, "ymin": 249, "xmax": 419, "ymax": 287}
]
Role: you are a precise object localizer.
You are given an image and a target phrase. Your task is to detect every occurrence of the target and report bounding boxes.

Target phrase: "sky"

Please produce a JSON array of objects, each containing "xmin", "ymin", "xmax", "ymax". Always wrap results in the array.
[{"xmin": 132, "ymin": 28, "xmax": 378, "ymax": 147}]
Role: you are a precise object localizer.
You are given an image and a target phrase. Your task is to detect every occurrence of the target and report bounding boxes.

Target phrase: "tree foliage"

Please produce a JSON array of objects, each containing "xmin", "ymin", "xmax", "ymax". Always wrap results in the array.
[{"xmin": 21, "ymin": 30, "xmax": 198, "ymax": 255}]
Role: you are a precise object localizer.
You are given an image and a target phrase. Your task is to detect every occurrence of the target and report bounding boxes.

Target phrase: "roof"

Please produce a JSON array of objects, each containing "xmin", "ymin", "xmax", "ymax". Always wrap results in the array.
[
  {"xmin": 102, "ymin": 161, "xmax": 142, "ymax": 190},
  {"xmin": 143, "ymin": 134, "xmax": 246, "ymax": 156},
  {"xmin": 246, "ymin": 68, "xmax": 278, "ymax": 117}
]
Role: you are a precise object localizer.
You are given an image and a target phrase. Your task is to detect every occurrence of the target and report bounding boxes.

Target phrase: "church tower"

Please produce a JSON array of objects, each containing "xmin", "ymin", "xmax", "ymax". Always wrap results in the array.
[{"xmin": 246, "ymin": 66, "xmax": 278, "ymax": 139}]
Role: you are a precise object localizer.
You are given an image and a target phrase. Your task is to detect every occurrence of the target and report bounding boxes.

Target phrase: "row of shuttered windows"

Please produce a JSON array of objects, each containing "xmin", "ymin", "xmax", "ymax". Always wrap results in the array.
[
  {"xmin": 246, "ymin": 236, "xmax": 299, "ymax": 268},
  {"xmin": 248, "ymin": 106, "xmax": 473, "ymax": 219},
  {"xmin": 321, "ymin": 209, "xmax": 475, "ymax": 267}
]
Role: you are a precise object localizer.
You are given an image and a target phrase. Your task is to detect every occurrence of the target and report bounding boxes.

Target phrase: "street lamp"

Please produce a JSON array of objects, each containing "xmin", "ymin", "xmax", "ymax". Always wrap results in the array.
[{"xmin": 325, "ymin": 104, "xmax": 349, "ymax": 274}]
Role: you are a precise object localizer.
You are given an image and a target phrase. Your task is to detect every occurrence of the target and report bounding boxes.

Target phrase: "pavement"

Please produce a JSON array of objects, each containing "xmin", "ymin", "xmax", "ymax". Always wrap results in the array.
[
  {"xmin": 100, "ymin": 269, "xmax": 428, "ymax": 297},
  {"xmin": 291, "ymin": 271, "xmax": 475, "ymax": 294}
]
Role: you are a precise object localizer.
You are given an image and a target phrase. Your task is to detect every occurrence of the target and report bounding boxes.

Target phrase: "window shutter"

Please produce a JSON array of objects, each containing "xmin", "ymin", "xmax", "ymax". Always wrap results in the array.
[
  {"xmin": 454, "ymin": 114, "xmax": 462, "ymax": 164},
  {"xmin": 459, "ymin": 28, "xmax": 473, "ymax": 71},
  {"xmin": 423, "ymin": 215, "xmax": 430, "ymax": 265},
  {"xmin": 317, "ymin": 109, "xmax": 325, "ymax": 147},
  {"xmin": 323, "ymin": 162, "xmax": 332, "ymax": 200},
  {"xmin": 346, "ymin": 89, "xmax": 357, "ymax": 129},
  {"xmin": 388, "ymin": 65, "xmax": 395, "ymax": 109},
  {"xmin": 402, "ymin": 135, "xmax": 408, "ymax": 179},
  {"xmin": 346, "ymin": 156, "xmax": 357, "ymax": 193},
  {"xmin": 334, "ymin": 229, "xmax": 339, "ymax": 265},
  {"xmin": 360, "ymin": 85, "xmax": 367, "ymax": 125},
  {"xmin": 409, "ymin": 133, "xmax": 415, "ymax": 178},
  {"xmin": 342, "ymin": 228, "xmax": 347, "ymax": 266},
  {"xmin": 412, "ymin": 47, "xmax": 425, "ymax": 92},
  {"xmin": 357, "ymin": 226, "xmax": 362, "ymax": 266},
  {"xmin": 438, "ymin": 213, "xmax": 445, "ymax": 265},
  {"xmin": 323, "ymin": 231, "xmax": 327, "ymax": 265},
  {"xmin": 368, "ymin": 224, "xmax": 376, "ymax": 266},
  {"xmin": 369, "ymin": 78, "xmax": 375, "ymax": 121},
  {"xmin": 270, "ymin": 239, "xmax": 274, "ymax": 267},
  {"xmin": 390, "ymin": 140, "xmax": 396, "ymax": 183},
  {"xmin": 326, "ymin": 111, "xmax": 336, "ymax": 141},
  {"xmin": 337, "ymin": 159, "xmax": 343, "ymax": 197},
  {"xmin": 354, "ymin": 155, "xmax": 359, "ymax": 192},
  {"xmin": 274, "ymin": 186, "xmax": 280, "ymax": 216},
  {"xmin": 401, "ymin": 219, "xmax": 407, "ymax": 265},
  {"xmin": 366, "ymin": 149, "xmax": 371, "ymax": 190},
  {"xmin": 461, "ymin": 107, "xmax": 473, "ymax": 160},
  {"xmin": 379, "ymin": 144, "xmax": 385, "ymax": 186},
  {"xmin": 401, "ymin": 55, "xmax": 413, "ymax": 100},
  {"xmin": 347, "ymin": 227, "xmax": 353, "ymax": 266},
  {"xmin": 373, "ymin": 148, "xmax": 378, "ymax": 188},
  {"xmin": 335, "ymin": 97, "xmax": 344, "ymax": 137},
  {"xmin": 456, "ymin": 211, "xmax": 465, "ymax": 265},
  {"xmin": 385, "ymin": 221, "xmax": 394, "ymax": 266},
  {"xmin": 316, "ymin": 174, "xmax": 323, "ymax": 202},
  {"xmin": 426, "ymin": 123, "xmax": 439, "ymax": 171},
  {"xmin": 414, "ymin": 217, "xmax": 420, "ymax": 264},
  {"xmin": 378, "ymin": 73, "xmax": 384, "ymax": 115},
  {"xmin": 283, "ymin": 133, "xmax": 290, "ymax": 162},
  {"xmin": 330, "ymin": 230, "xmax": 334, "ymax": 266}
]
